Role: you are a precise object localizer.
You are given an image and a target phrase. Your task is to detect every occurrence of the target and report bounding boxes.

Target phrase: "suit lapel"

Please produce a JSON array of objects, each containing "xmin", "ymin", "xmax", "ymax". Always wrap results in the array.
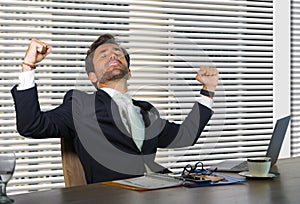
[
  {"xmin": 132, "ymin": 99, "xmax": 153, "ymax": 128},
  {"xmin": 96, "ymin": 90, "xmax": 131, "ymax": 137}
]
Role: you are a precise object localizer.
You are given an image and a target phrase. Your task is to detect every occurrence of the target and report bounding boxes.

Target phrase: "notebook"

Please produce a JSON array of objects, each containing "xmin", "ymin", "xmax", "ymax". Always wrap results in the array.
[{"xmin": 209, "ymin": 115, "xmax": 291, "ymax": 172}]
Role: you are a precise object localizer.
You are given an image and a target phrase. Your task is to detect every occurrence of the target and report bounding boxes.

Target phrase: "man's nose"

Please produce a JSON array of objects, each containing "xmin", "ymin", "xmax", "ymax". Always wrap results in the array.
[{"xmin": 109, "ymin": 51, "xmax": 118, "ymax": 60}]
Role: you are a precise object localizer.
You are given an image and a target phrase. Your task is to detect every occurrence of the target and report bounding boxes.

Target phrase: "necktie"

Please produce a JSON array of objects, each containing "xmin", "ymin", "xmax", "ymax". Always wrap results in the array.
[
  {"xmin": 127, "ymin": 99, "xmax": 145, "ymax": 149},
  {"xmin": 113, "ymin": 93, "xmax": 145, "ymax": 150}
]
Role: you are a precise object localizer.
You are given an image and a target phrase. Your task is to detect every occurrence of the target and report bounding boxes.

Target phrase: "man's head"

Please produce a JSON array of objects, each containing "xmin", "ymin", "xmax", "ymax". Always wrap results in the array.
[{"xmin": 85, "ymin": 34, "xmax": 130, "ymax": 89}]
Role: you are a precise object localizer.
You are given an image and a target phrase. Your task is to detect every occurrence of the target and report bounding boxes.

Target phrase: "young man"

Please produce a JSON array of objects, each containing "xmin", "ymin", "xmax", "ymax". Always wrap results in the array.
[{"xmin": 11, "ymin": 34, "xmax": 219, "ymax": 184}]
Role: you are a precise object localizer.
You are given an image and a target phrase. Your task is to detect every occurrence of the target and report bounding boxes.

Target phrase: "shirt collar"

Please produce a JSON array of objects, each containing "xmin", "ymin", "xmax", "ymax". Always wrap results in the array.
[
  {"xmin": 101, "ymin": 88, "xmax": 133, "ymax": 104},
  {"xmin": 100, "ymin": 87, "xmax": 119, "ymax": 97}
]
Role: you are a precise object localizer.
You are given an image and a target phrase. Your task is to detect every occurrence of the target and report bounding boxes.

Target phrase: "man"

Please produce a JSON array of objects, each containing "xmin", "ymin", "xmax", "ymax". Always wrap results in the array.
[{"xmin": 11, "ymin": 34, "xmax": 219, "ymax": 184}]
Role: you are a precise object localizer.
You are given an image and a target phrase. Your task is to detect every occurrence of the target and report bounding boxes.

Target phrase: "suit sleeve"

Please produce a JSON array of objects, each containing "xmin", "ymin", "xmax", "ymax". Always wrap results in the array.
[
  {"xmin": 157, "ymin": 103, "xmax": 213, "ymax": 148},
  {"xmin": 11, "ymin": 85, "xmax": 75, "ymax": 139}
]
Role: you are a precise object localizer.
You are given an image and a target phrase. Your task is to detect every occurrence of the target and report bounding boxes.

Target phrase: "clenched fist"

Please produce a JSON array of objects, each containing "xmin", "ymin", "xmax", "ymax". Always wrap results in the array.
[
  {"xmin": 22, "ymin": 39, "xmax": 52, "ymax": 72},
  {"xmin": 196, "ymin": 66, "xmax": 219, "ymax": 92}
]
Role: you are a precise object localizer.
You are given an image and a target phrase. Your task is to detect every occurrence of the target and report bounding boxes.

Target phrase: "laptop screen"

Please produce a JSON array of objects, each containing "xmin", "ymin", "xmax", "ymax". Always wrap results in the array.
[{"xmin": 266, "ymin": 115, "xmax": 291, "ymax": 166}]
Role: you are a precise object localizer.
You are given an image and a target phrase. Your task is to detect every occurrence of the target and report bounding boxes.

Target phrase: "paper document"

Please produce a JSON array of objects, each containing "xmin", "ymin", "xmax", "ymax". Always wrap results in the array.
[{"xmin": 112, "ymin": 173, "xmax": 184, "ymax": 190}]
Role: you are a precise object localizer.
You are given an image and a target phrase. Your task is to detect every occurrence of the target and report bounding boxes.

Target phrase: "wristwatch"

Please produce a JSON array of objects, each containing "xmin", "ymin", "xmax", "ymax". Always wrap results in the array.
[{"xmin": 200, "ymin": 89, "xmax": 214, "ymax": 98}]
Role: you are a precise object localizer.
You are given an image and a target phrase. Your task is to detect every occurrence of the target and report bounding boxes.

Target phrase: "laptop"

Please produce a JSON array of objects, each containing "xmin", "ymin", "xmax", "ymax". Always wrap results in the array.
[{"xmin": 209, "ymin": 115, "xmax": 291, "ymax": 172}]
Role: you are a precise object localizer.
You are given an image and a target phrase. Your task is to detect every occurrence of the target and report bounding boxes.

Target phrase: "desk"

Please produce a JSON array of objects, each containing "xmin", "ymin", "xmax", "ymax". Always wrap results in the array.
[{"xmin": 11, "ymin": 157, "xmax": 300, "ymax": 204}]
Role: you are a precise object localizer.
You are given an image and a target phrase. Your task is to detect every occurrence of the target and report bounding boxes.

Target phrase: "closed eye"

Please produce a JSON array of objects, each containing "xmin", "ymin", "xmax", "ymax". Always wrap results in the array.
[
  {"xmin": 98, "ymin": 49, "xmax": 108, "ymax": 58},
  {"xmin": 113, "ymin": 48, "xmax": 123, "ymax": 57}
]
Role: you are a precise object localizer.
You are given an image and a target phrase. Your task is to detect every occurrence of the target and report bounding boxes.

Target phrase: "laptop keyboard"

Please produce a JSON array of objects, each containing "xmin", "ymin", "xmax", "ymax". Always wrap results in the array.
[{"xmin": 231, "ymin": 161, "xmax": 248, "ymax": 171}]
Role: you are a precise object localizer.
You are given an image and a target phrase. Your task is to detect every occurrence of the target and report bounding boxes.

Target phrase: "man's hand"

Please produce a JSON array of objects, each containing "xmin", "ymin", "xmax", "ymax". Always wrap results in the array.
[
  {"xmin": 22, "ymin": 39, "xmax": 52, "ymax": 71},
  {"xmin": 196, "ymin": 66, "xmax": 219, "ymax": 92}
]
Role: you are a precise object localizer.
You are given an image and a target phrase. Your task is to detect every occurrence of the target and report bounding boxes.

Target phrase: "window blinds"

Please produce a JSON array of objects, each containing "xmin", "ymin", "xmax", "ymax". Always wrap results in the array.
[
  {"xmin": 0, "ymin": 0, "xmax": 275, "ymax": 194},
  {"xmin": 291, "ymin": 0, "xmax": 300, "ymax": 157}
]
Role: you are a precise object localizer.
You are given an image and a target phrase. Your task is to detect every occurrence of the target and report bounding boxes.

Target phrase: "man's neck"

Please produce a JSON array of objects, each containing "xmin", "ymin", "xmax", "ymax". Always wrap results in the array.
[{"xmin": 97, "ymin": 79, "xmax": 128, "ymax": 94}]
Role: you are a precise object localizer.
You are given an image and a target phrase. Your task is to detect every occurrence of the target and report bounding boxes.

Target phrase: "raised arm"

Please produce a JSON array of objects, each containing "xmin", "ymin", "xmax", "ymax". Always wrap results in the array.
[
  {"xmin": 11, "ymin": 39, "xmax": 74, "ymax": 139},
  {"xmin": 158, "ymin": 66, "xmax": 219, "ymax": 148}
]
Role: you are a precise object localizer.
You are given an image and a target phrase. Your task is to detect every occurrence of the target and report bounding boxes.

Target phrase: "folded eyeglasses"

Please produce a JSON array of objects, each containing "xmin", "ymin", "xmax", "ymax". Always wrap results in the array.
[{"xmin": 181, "ymin": 161, "xmax": 224, "ymax": 183}]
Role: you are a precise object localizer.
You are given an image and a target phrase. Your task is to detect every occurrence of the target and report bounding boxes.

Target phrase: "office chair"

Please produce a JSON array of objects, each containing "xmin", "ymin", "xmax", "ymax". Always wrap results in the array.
[{"xmin": 61, "ymin": 137, "xmax": 87, "ymax": 187}]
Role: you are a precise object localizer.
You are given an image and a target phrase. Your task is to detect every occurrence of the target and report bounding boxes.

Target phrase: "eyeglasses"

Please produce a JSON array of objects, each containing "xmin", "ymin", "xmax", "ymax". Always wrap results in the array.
[
  {"xmin": 182, "ymin": 162, "xmax": 212, "ymax": 176},
  {"xmin": 181, "ymin": 161, "xmax": 225, "ymax": 183}
]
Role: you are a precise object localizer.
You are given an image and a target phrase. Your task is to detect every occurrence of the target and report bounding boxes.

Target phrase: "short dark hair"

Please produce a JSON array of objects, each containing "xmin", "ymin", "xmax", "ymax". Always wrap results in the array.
[{"xmin": 85, "ymin": 34, "xmax": 130, "ymax": 74}]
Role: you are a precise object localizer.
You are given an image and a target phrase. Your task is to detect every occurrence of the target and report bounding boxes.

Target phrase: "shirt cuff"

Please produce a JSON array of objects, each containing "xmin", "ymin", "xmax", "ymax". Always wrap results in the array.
[
  {"xmin": 196, "ymin": 95, "xmax": 213, "ymax": 109},
  {"xmin": 17, "ymin": 70, "xmax": 35, "ymax": 90}
]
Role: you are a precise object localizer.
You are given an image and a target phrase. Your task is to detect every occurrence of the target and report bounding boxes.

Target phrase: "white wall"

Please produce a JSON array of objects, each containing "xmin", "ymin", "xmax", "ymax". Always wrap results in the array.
[{"xmin": 273, "ymin": 0, "xmax": 291, "ymax": 158}]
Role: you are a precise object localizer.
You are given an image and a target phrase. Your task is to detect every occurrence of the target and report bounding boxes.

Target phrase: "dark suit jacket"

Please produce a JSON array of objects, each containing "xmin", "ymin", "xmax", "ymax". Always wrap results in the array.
[{"xmin": 11, "ymin": 85, "xmax": 213, "ymax": 184}]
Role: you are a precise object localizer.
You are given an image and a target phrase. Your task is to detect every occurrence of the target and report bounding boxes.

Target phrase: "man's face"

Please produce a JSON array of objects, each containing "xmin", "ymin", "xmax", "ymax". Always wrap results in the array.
[{"xmin": 92, "ymin": 43, "xmax": 130, "ymax": 85}]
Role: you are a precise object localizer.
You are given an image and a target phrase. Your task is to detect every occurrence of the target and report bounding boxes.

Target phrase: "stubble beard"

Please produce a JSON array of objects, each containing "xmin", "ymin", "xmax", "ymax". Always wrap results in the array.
[{"xmin": 98, "ymin": 65, "xmax": 129, "ymax": 84}]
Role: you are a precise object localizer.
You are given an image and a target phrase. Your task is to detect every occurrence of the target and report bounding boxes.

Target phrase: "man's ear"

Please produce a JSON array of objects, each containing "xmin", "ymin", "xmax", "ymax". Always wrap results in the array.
[
  {"xmin": 128, "ymin": 68, "xmax": 132, "ymax": 79},
  {"xmin": 88, "ymin": 72, "xmax": 97, "ymax": 83}
]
